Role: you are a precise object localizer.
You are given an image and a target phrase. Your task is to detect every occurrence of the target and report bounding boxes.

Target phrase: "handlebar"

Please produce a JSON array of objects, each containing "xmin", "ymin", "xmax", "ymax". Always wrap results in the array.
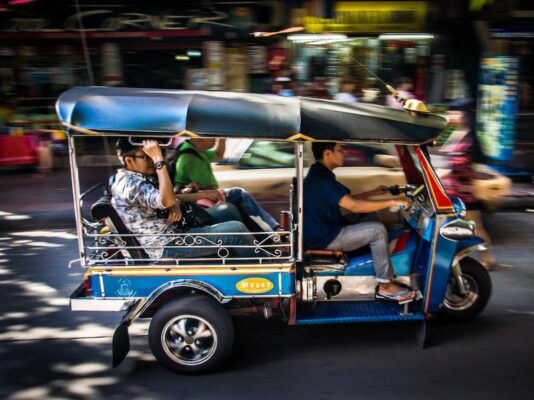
[{"xmin": 388, "ymin": 184, "xmax": 416, "ymax": 197}]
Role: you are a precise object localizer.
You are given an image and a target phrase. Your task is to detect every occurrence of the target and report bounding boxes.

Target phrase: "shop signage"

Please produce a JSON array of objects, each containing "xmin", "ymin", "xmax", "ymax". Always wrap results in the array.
[
  {"xmin": 304, "ymin": 1, "xmax": 427, "ymax": 33},
  {"xmin": 203, "ymin": 41, "xmax": 224, "ymax": 90},
  {"xmin": 0, "ymin": 1, "xmax": 269, "ymax": 36},
  {"xmin": 2, "ymin": 10, "xmax": 229, "ymax": 32},
  {"xmin": 476, "ymin": 56, "xmax": 519, "ymax": 161}
]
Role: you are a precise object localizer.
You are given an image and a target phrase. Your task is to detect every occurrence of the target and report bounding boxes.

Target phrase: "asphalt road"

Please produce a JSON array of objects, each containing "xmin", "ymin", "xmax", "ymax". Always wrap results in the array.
[{"xmin": 0, "ymin": 211, "xmax": 533, "ymax": 400}]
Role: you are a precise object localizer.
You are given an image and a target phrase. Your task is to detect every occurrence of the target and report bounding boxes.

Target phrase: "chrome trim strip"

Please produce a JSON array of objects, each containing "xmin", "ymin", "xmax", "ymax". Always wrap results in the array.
[
  {"xmin": 119, "ymin": 279, "xmax": 229, "ymax": 326},
  {"xmin": 69, "ymin": 284, "xmax": 138, "ymax": 311},
  {"xmin": 71, "ymin": 298, "xmax": 137, "ymax": 312},
  {"xmin": 99, "ymin": 273, "xmax": 105, "ymax": 297}
]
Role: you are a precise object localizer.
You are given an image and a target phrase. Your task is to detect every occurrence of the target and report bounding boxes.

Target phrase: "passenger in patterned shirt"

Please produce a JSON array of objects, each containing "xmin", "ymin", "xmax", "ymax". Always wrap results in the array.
[{"xmin": 111, "ymin": 138, "xmax": 257, "ymax": 260}]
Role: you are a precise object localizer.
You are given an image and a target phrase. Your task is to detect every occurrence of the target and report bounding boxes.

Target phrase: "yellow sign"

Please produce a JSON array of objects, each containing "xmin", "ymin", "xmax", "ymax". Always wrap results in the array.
[
  {"xmin": 304, "ymin": 1, "xmax": 427, "ymax": 33},
  {"xmin": 236, "ymin": 277, "xmax": 274, "ymax": 294}
]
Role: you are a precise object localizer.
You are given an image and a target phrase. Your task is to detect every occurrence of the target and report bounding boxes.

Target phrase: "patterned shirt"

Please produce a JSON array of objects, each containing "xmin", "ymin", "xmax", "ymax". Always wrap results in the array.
[{"xmin": 111, "ymin": 169, "xmax": 173, "ymax": 259}]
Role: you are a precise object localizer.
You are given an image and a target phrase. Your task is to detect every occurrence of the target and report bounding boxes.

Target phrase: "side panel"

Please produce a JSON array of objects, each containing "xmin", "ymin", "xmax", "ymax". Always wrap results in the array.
[
  {"xmin": 88, "ymin": 266, "xmax": 296, "ymax": 299},
  {"xmin": 422, "ymin": 214, "xmax": 459, "ymax": 314}
]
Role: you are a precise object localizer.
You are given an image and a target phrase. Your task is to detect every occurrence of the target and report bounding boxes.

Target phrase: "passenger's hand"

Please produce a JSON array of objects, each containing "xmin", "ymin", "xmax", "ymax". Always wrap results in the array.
[
  {"xmin": 166, "ymin": 203, "xmax": 182, "ymax": 222},
  {"xmin": 199, "ymin": 190, "xmax": 222, "ymax": 203},
  {"xmin": 142, "ymin": 140, "xmax": 164, "ymax": 162}
]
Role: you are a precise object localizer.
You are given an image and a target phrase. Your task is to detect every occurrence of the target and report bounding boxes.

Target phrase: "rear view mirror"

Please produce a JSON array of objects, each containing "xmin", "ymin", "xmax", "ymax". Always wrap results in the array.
[{"xmin": 374, "ymin": 154, "xmax": 401, "ymax": 168}]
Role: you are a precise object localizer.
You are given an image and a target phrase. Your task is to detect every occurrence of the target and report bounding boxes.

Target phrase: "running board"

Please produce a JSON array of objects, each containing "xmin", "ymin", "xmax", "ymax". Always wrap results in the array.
[{"xmin": 296, "ymin": 300, "xmax": 425, "ymax": 325}]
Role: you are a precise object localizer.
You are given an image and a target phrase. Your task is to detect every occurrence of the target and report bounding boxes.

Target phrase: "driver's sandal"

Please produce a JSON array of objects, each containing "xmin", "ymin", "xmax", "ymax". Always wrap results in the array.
[{"xmin": 376, "ymin": 289, "xmax": 416, "ymax": 305}]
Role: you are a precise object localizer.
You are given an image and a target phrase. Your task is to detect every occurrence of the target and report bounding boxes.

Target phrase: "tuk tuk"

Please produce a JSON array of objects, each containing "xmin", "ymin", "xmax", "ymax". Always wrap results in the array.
[{"xmin": 56, "ymin": 87, "xmax": 491, "ymax": 374}]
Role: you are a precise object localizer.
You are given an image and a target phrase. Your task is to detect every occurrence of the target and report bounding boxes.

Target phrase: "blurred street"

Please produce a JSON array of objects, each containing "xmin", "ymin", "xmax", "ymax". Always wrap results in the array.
[
  {"xmin": 1, "ymin": 170, "xmax": 534, "ymax": 400},
  {"xmin": 1, "ymin": 0, "xmax": 534, "ymax": 399}
]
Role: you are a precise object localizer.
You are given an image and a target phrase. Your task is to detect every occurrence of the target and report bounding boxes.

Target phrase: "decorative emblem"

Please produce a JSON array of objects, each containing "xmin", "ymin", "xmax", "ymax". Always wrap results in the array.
[
  {"xmin": 236, "ymin": 278, "xmax": 274, "ymax": 294},
  {"xmin": 116, "ymin": 278, "xmax": 136, "ymax": 297}
]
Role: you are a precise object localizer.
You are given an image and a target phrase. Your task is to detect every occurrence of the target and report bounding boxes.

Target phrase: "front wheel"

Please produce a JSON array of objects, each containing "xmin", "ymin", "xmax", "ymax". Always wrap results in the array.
[
  {"xmin": 439, "ymin": 257, "xmax": 492, "ymax": 321},
  {"xmin": 148, "ymin": 295, "xmax": 234, "ymax": 374}
]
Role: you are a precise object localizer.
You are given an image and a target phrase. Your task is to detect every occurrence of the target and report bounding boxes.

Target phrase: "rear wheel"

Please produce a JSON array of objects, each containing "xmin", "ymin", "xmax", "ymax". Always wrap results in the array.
[
  {"xmin": 148, "ymin": 296, "xmax": 234, "ymax": 374},
  {"xmin": 439, "ymin": 257, "xmax": 492, "ymax": 321}
]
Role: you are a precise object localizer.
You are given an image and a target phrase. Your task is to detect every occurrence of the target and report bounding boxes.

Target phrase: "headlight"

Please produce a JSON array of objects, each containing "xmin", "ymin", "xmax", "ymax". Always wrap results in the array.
[{"xmin": 440, "ymin": 218, "xmax": 475, "ymax": 241}]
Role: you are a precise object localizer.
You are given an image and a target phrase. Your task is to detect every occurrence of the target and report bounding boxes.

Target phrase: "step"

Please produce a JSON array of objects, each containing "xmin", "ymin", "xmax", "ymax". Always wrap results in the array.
[{"xmin": 296, "ymin": 300, "xmax": 425, "ymax": 325}]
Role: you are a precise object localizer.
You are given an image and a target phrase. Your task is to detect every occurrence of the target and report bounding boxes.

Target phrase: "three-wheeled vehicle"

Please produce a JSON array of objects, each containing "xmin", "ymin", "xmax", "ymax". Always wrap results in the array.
[{"xmin": 57, "ymin": 87, "xmax": 491, "ymax": 374}]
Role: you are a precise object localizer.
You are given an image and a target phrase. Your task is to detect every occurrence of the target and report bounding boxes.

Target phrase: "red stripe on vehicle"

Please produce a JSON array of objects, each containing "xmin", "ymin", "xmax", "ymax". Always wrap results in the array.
[
  {"xmin": 416, "ymin": 148, "xmax": 453, "ymax": 211},
  {"xmin": 393, "ymin": 232, "xmax": 410, "ymax": 253}
]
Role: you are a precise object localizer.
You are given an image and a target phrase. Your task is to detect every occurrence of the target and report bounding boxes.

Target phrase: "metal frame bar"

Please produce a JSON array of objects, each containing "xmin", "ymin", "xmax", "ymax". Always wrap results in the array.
[
  {"xmin": 83, "ymin": 229, "xmax": 293, "ymax": 267},
  {"xmin": 295, "ymin": 142, "xmax": 304, "ymax": 262},
  {"xmin": 68, "ymin": 136, "xmax": 86, "ymax": 267}
]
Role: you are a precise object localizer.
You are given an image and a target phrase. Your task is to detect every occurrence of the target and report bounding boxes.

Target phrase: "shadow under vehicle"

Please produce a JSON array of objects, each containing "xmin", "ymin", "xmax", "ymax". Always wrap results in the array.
[{"xmin": 56, "ymin": 87, "xmax": 491, "ymax": 374}]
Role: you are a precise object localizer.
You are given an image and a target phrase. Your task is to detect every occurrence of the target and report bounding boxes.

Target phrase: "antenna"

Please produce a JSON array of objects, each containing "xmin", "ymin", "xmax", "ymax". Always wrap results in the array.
[
  {"xmin": 73, "ymin": 0, "xmax": 95, "ymax": 86},
  {"xmin": 252, "ymin": 27, "xmax": 429, "ymax": 112}
]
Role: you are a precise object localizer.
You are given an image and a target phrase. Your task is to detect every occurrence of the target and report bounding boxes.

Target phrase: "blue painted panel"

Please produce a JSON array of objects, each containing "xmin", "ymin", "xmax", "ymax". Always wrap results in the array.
[
  {"xmin": 456, "ymin": 236, "xmax": 485, "ymax": 254},
  {"xmin": 89, "ymin": 271, "xmax": 295, "ymax": 298},
  {"xmin": 296, "ymin": 300, "xmax": 425, "ymax": 325},
  {"xmin": 425, "ymin": 216, "xmax": 458, "ymax": 313}
]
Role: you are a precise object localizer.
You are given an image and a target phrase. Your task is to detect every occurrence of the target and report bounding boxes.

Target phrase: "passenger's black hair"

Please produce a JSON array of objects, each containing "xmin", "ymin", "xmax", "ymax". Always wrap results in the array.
[
  {"xmin": 312, "ymin": 142, "xmax": 337, "ymax": 160},
  {"xmin": 116, "ymin": 137, "xmax": 140, "ymax": 156}
]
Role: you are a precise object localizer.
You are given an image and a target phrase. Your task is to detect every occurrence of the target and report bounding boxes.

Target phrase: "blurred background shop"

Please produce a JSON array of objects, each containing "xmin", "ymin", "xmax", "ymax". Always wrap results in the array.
[{"xmin": 0, "ymin": 0, "xmax": 533, "ymax": 204}]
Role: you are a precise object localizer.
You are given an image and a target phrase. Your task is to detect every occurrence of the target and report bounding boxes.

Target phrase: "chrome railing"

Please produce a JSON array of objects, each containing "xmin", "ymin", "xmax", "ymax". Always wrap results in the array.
[{"xmin": 83, "ymin": 227, "xmax": 293, "ymax": 267}]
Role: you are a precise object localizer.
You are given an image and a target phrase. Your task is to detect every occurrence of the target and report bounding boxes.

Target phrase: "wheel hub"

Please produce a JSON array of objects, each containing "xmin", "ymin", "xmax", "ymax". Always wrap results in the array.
[{"xmin": 161, "ymin": 314, "xmax": 218, "ymax": 366}]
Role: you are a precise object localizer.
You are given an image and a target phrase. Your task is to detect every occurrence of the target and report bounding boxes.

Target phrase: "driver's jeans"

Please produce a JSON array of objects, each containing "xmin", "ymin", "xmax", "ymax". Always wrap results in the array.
[{"xmin": 326, "ymin": 222, "xmax": 393, "ymax": 283}]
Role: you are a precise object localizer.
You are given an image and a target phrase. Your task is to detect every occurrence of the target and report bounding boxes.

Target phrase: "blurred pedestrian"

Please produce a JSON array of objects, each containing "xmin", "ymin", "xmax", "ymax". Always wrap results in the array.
[
  {"xmin": 334, "ymin": 77, "xmax": 358, "ymax": 103},
  {"xmin": 386, "ymin": 77, "xmax": 414, "ymax": 109},
  {"xmin": 272, "ymin": 76, "xmax": 294, "ymax": 97},
  {"xmin": 310, "ymin": 77, "xmax": 329, "ymax": 99},
  {"xmin": 440, "ymin": 111, "xmax": 504, "ymax": 271}
]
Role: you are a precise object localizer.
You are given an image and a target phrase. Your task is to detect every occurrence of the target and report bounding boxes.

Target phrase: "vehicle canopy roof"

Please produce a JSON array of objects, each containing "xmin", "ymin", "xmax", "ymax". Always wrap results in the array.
[{"xmin": 56, "ymin": 87, "xmax": 448, "ymax": 144}]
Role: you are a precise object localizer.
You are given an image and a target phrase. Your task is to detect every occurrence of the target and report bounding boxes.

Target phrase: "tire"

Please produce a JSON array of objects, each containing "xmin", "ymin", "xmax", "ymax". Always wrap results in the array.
[
  {"xmin": 148, "ymin": 295, "xmax": 234, "ymax": 374},
  {"xmin": 439, "ymin": 257, "xmax": 492, "ymax": 321}
]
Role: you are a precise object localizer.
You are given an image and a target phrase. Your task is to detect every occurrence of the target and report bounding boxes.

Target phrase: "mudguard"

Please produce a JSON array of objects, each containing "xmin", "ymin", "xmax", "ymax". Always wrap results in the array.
[
  {"xmin": 456, "ymin": 235, "xmax": 486, "ymax": 256},
  {"xmin": 111, "ymin": 279, "xmax": 227, "ymax": 367}
]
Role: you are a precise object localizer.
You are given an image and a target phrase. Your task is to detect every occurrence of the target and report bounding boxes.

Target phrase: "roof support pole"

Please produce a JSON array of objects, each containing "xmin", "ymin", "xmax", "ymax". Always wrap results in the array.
[
  {"xmin": 295, "ymin": 142, "xmax": 305, "ymax": 262},
  {"xmin": 68, "ymin": 136, "xmax": 86, "ymax": 266}
]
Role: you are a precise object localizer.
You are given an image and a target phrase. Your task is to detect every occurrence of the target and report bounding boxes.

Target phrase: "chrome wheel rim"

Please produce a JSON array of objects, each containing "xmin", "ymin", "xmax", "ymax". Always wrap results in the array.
[
  {"xmin": 161, "ymin": 315, "xmax": 217, "ymax": 366},
  {"xmin": 444, "ymin": 275, "xmax": 479, "ymax": 311}
]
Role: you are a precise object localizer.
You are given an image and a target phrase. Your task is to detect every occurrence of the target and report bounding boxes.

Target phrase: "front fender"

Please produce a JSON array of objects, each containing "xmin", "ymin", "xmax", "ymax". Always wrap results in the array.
[{"xmin": 456, "ymin": 236, "xmax": 486, "ymax": 257}]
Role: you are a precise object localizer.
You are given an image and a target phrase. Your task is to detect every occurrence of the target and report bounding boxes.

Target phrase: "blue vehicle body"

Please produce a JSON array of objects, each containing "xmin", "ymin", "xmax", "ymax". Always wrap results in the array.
[{"xmin": 59, "ymin": 87, "xmax": 491, "ymax": 372}]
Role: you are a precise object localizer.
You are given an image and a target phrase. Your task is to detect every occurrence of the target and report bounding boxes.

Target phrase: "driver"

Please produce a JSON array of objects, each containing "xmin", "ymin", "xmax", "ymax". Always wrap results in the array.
[
  {"xmin": 304, "ymin": 142, "xmax": 415, "ymax": 303},
  {"xmin": 111, "ymin": 138, "xmax": 257, "ymax": 260}
]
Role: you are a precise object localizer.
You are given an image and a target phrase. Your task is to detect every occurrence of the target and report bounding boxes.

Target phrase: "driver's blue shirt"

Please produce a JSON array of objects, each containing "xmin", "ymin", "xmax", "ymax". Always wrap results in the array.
[{"xmin": 303, "ymin": 162, "xmax": 350, "ymax": 249}]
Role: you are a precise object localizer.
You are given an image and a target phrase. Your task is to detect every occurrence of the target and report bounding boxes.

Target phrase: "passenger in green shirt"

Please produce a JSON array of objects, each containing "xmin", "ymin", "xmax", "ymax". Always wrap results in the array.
[
  {"xmin": 174, "ymin": 138, "xmax": 279, "ymax": 232},
  {"xmin": 174, "ymin": 140, "xmax": 220, "ymax": 189}
]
